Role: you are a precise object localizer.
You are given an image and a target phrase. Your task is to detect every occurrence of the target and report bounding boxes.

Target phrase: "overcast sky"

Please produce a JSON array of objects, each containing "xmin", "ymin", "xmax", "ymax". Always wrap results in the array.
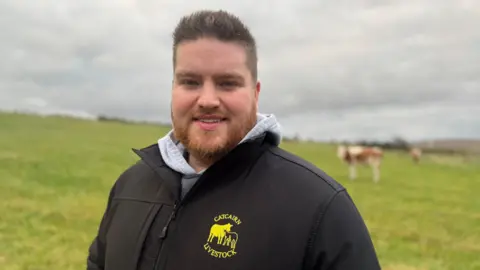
[{"xmin": 1, "ymin": 0, "xmax": 479, "ymax": 141}]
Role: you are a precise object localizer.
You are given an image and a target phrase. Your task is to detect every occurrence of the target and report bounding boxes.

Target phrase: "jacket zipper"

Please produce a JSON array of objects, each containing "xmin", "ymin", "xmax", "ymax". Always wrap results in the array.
[
  {"xmin": 153, "ymin": 203, "xmax": 178, "ymax": 270},
  {"xmin": 159, "ymin": 203, "xmax": 177, "ymax": 239},
  {"xmin": 152, "ymin": 172, "xmax": 210, "ymax": 270}
]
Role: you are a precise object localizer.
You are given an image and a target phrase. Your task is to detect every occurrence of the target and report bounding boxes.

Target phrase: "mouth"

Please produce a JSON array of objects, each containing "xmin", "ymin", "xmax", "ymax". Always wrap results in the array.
[
  {"xmin": 193, "ymin": 115, "xmax": 227, "ymax": 130},
  {"xmin": 193, "ymin": 116, "xmax": 228, "ymax": 123}
]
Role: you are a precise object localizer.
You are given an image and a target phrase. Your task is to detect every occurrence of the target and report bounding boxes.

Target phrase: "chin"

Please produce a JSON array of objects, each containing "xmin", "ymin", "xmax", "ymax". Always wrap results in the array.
[{"xmin": 188, "ymin": 130, "xmax": 228, "ymax": 150}]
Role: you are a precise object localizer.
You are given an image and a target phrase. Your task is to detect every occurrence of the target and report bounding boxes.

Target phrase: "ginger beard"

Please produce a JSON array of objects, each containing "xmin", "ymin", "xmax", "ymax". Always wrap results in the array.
[{"xmin": 172, "ymin": 102, "xmax": 257, "ymax": 164}]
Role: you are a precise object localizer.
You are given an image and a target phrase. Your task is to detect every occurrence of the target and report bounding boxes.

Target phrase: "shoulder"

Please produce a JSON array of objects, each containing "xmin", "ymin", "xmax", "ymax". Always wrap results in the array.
[
  {"xmin": 261, "ymin": 147, "xmax": 380, "ymax": 268},
  {"xmin": 262, "ymin": 146, "xmax": 345, "ymax": 194},
  {"xmin": 252, "ymin": 145, "xmax": 348, "ymax": 218},
  {"xmin": 109, "ymin": 159, "xmax": 162, "ymax": 200}
]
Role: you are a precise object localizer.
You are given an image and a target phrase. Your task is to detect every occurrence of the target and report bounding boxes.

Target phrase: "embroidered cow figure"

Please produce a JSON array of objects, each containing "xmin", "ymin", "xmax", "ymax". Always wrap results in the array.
[{"xmin": 208, "ymin": 223, "xmax": 233, "ymax": 245}]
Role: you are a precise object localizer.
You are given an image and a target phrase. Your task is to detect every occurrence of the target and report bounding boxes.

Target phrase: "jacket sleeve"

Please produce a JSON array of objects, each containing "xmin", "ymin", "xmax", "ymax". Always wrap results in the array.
[
  {"xmin": 307, "ymin": 190, "xmax": 381, "ymax": 270},
  {"xmin": 87, "ymin": 184, "xmax": 116, "ymax": 270}
]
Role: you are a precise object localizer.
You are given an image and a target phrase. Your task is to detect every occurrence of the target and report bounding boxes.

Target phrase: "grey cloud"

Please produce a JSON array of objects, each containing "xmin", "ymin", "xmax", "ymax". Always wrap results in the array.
[
  {"xmin": 255, "ymin": 0, "xmax": 480, "ymax": 117},
  {"xmin": 1, "ymin": 0, "xmax": 479, "ymax": 140},
  {"xmin": 280, "ymin": 102, "xmax": 480, "ymax": 141}
]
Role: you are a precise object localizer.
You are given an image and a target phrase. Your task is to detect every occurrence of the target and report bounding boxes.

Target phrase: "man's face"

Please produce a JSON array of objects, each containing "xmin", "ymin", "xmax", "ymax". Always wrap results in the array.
[{"xmin": 171, "ymin": 38, "xmax": 260, "ymax": 161}]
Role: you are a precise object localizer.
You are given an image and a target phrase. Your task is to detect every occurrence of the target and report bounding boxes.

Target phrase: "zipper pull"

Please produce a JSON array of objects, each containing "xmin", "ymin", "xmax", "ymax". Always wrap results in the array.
[
  {"xmin": 159, "ymin": 204, "xmax": 177, "ymax": 239},
  {"xmin": 159, "ymin": 226, "xmax": 168, "ymax": 239},
  {"xmin": 171, "ymin": 203, "xmax": 177, "ymax": 219}
]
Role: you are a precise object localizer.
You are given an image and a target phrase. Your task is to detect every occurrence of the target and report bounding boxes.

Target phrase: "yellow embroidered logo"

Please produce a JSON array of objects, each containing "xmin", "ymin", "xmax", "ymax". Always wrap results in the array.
[{"xmin": 204, "ymin": 213, "xmax": 241, "ymax": 259}]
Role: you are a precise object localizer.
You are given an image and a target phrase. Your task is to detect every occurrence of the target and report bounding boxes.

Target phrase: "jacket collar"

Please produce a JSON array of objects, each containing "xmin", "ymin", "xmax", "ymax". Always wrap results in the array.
[{"xmin": 131, "ymin": 133, "xmax": 274, "ymax": 202}]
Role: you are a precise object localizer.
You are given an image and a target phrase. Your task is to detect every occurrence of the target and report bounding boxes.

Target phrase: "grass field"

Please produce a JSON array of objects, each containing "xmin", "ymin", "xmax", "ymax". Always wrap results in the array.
[{"xmin": 1, "ymin": 112, "xmax": 479, "ymax": 270}]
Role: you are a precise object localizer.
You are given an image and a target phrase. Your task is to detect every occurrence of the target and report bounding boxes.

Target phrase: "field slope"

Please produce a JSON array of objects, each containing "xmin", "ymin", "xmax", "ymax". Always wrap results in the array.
[{"xmin": 1, "ymin": 112, "xmax": 479, "ymax": 270}]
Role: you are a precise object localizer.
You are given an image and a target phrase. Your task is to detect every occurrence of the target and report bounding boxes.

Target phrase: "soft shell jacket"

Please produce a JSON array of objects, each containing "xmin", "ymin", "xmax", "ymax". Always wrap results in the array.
[{"xmin": 87, "ymin": 134, "xmax": 381, "ymax": 270}]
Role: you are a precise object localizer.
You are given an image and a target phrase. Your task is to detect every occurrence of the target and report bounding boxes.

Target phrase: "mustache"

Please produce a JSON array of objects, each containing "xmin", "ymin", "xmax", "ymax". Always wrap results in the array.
[{"xmin": 191, "ymin": 109, "xmax": 227, "ymax": 118}]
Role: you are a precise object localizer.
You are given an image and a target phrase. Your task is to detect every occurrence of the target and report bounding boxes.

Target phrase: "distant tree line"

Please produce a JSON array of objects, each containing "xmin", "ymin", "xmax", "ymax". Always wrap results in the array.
[
  {"xmin": 332, "ymin": 136, "xmax": 469, "ymax": 155},
  {"xmin": 348, "ymin": 136, "xmax": 411, "ymax": 150},
  {"xmin": 97, "ymin": 114, "xmax": 171, "ymax": 127},
  {"xmin": 282, "ymin": 134, "xmax": 471, "ymax": 155}
]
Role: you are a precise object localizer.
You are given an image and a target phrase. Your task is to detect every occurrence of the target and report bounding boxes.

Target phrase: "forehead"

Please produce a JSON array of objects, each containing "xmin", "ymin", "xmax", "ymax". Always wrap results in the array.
[{"xmin": 174, "ymin": 38, "xmax": 249, "ymax": 77}]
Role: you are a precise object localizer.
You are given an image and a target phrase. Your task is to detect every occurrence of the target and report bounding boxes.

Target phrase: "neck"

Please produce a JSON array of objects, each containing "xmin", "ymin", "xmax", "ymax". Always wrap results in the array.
[{"xmin": 187, "ymin": 152, "xmax": 219, "ymax": 173}]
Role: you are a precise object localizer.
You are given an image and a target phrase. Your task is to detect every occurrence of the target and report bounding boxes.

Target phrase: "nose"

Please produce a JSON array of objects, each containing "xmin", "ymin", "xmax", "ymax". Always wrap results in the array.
[{"xmin": 197, "ymin": 83, "xmax": 220, "ymax": 109}]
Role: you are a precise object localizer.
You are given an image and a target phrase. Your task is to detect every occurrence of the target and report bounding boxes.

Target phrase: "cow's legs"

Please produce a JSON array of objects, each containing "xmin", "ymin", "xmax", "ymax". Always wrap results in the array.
[
  {"xmin": 372, "ymin": 164, "xmax": 380, "ymax": 183},
  {"xmin": 349, "ymin": 164, "xmax": 357, "ymax": 180}
]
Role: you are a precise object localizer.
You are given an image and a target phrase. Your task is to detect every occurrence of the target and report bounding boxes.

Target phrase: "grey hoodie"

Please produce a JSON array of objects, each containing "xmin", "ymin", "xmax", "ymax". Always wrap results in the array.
[{"xmin": 158, "ymin": 113, "xmax": 283, "ymax": 199}]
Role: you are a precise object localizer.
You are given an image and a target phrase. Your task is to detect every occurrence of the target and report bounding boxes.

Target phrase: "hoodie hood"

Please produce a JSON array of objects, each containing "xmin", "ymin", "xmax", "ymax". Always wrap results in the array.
[{"xmin": 158, "ymin": 113, "xmax": 282, "ymax": 176}]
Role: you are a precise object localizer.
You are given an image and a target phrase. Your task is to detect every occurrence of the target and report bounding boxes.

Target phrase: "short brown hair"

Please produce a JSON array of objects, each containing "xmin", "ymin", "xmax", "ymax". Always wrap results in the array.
[{"xmin": 172, "ymin": 10, "xmax": 258, "ymax": 81}]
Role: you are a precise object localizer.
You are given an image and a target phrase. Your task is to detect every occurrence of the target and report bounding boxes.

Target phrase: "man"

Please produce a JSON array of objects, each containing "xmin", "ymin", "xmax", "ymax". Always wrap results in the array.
[{"xmin": 87, "ymin": 9, "xmax": 381, "ymax": 270}]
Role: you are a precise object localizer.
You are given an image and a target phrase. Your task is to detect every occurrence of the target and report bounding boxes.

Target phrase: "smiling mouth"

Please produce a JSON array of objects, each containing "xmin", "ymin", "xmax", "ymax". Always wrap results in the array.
[
  {"xmin": 193, "ymin": 117, "xmax": 227, "ymax": 131},
  {"xmin": 193, "ymin": 117, "xmax": 227, "ymax": 123}
]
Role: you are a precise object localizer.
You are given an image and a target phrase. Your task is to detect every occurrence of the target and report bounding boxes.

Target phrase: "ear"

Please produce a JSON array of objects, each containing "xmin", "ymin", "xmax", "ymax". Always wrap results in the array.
[{"xmin": 253, "ymin": 81, "xmax": 261, "ymax": 110}]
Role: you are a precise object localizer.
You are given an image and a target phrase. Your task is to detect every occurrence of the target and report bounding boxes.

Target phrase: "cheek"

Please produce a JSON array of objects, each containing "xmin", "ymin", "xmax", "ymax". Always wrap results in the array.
[
  {"xmin": 172, "ymin": 91, "xmax": 195, "ymax": 116},
  {"xmin": 223, "ymin": 92, "xmax": 255, "ymax": 115}
]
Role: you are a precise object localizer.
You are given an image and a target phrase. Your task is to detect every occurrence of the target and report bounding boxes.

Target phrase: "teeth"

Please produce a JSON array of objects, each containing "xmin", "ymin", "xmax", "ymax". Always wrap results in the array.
[{"xmin": 199, "ymin": 119, "xmax": 221, "ymax": 123}]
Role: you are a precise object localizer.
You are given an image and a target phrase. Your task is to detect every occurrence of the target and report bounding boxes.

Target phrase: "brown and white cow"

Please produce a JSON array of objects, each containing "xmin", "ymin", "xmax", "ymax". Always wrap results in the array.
[{"xmin": 337, "ymin": 145, "xmax": 383, "ymax": 183}]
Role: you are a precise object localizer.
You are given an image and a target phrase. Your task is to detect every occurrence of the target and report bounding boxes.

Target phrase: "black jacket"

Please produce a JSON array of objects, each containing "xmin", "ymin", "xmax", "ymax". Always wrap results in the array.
[{"xmin": 87, "ymin": 134, "xmax": 381, "ymax": 270}]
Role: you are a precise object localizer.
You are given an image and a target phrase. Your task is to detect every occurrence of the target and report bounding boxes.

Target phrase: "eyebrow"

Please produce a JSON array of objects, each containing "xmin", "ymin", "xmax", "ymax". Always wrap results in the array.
[
  {"xmin": 175, "ymin": 71, "xmax": 244, "ymax": 81},
  {"xmin": 214, "ymin": 73, "xmax": 244, "ymax": 81},
  {"xmin": 175, "ymin": 71, "xmax": 199, "ymax": 78}
]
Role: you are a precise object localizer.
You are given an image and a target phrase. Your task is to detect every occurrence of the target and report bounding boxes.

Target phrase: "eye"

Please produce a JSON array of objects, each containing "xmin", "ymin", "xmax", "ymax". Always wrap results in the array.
[
  {"xmin": 219, "ymin": 81, "xmax": 239, "ymax": 89},
  {"xmin": 180, "ymin": 79, "xmax": 200, "ymax": 87}
]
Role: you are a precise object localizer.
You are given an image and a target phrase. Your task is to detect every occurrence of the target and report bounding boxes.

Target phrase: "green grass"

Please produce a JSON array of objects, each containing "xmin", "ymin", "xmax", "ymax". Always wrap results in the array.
[{"xmin": 1, "ymin": 112, "xmax": 479, "ymax": 270}]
